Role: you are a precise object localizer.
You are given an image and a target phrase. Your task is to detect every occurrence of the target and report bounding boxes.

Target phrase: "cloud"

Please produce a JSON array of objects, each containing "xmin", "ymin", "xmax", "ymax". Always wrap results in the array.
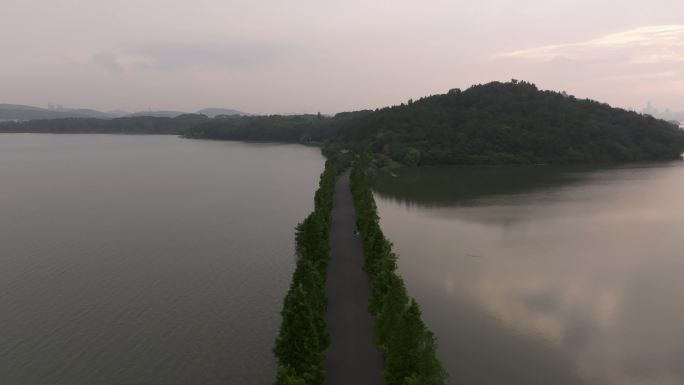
[
  {"xmin": 127, "ymin": 42, "xmax": 293, "ymax": 71},
  {"xmin": 90, "ymin": 52, "xmax": 124, "ymax": 75},
  {"xmin": 498, "ymin": 24, "xmax": 684, "ymax": 64}
]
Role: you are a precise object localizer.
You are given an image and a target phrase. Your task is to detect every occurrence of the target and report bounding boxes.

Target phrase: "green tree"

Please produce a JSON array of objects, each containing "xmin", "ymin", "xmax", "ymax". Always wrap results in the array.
[
  {"xmin": 273, "ymin": 366, "xmax": 307, "ymax": 385},
  {"xmin": 273, "ymin": 284, "xmax": 323, "ymax": 383}
]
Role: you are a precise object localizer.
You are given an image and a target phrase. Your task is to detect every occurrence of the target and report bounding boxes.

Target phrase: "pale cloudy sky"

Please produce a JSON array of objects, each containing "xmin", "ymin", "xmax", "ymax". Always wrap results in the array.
[{"xmin": 1, "ymin": 0, "xmax": 682, "ymax": 114}]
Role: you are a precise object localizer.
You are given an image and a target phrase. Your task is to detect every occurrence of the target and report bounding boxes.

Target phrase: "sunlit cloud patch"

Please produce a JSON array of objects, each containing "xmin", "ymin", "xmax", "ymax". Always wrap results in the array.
[{"xmin": 499, "ymin": 24, "xmax": 684, "ymax": 64}]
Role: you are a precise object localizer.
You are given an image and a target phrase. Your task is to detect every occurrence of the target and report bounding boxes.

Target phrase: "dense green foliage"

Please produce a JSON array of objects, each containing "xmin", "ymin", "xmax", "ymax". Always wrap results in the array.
[
  {"xmin": 350, "ymin": 155, "xmax": 448, "ymax": 385},
  {"xmin": 272, "ymin": 151, "xmax": 350, "ymax": 385},
  {"xmin": 338, "ymin": 81, "xmax": 684, "ymax": 165},
  {"xmin": 183, "ymin": 114, "xmax": 336, "ymax": 143},
  {"xmin": 0, "ymin": 114, "xmax": 209, "ymax": 134},
  {"xmin": 182, "ymin": 81, "xmax": 684, "ymax": 165}
]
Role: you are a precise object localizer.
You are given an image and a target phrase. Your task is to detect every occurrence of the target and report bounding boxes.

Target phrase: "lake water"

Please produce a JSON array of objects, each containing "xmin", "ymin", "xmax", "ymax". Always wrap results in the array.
[
  {"xmin": 0, "ymin": 134, "xmax": 324, "ymax": 385},
  {"xmin": 373, "ymin": 163, "xmax": 684, "ymax": 385}
]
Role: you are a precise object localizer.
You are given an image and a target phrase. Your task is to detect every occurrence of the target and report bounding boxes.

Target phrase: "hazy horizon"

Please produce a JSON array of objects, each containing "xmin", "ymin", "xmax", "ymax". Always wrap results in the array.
[{"xmin": 1, "ymin": 0, "xmax": 682, "ymax": 115}]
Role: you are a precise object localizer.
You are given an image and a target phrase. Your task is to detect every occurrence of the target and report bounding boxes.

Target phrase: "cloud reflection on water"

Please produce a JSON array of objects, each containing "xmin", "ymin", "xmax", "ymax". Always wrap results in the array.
[{"xmin": 374, "ymin": 163, "xmax": 684, "ymax": 385}]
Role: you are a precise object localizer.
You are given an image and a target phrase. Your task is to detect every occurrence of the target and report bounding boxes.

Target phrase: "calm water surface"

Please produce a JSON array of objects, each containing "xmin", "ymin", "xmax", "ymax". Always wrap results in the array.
[
  {"xmin": 0, "ymin": 134, "xmax": 324, "ymax": 385},
  {"xmin": 373, "ymin": 163, "xmax": 684, "ymax": 385}
]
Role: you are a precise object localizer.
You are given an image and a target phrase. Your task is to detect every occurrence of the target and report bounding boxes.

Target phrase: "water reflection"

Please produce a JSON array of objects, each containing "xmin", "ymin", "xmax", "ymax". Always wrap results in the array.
[{"xmin": 373, "ymin": 163, "xmax": 684, "ymax": 385}]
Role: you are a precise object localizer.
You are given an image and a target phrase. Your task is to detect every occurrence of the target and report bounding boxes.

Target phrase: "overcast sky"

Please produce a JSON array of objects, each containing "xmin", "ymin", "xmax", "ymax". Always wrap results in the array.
[{"xmin": 1, "ymin": 0, "xmax": 683, "ymax": 114}]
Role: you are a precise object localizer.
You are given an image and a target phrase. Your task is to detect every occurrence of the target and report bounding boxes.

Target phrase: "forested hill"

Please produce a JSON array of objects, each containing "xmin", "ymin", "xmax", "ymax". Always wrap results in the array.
[
  {"xmin": 182, "ymin": 81, "xmax": 684, "ymax": 165},
  {"xmin": 337, "ymin": 81, "xmax": 684, "ymax": 165},
  {"xmin": 3, "ymin": 81, "xmax": 683, "ymax": 165}
]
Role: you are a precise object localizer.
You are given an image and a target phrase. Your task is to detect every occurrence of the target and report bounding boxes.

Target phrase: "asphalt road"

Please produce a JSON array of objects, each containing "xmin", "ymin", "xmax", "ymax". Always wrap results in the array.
[{"xmin": 323, "ymin": 171, "xmax": 384, "ymax": 385}]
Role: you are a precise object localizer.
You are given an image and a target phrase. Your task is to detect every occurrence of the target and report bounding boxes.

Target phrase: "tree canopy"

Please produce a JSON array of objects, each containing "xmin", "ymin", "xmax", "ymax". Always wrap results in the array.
[
  {"xmin": 336, "ymin": 81, "xmax": 684, "ymax": 165},
  {"xmin": 182, "ymin": 81, "xmax": 684, "ymax": 165},
  {"xmin": 183, "ymin": 114, "xmax": 336, "ymax": 143}
]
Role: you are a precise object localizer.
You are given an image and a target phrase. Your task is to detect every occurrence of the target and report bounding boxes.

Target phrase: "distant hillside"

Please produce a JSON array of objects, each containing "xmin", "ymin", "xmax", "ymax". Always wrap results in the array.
[
  {"xmin": 335, "ymin": 81, "xmax": 684, "ymax": 164},
  {"xmin": 124, "ymin": 108, "xmax": 246, "ymax": 118},
  {"xmin": 125, "ymin": 110, "xmax": 188, "ymax": 118},
  {"xmin": 0, "ymin": 104, "xmax": 109, "ymax": 120},
  {"xmin": 197, "ymin": 108, "xmax": 247, "ymax": 118},
  {"xmin": 0, "ymin": 104, "xmax": 247, "ymax": 121},
  {"xmin": 67, "ymin": 108, "xmax": 113, "ymax": 119}
]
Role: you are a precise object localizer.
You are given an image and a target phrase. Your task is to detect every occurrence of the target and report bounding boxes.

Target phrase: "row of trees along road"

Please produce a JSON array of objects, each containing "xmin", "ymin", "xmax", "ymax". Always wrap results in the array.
[
  {"xmin": 350, "ymin": 154, "xmax": 448, "ymax": 385},
  {"xmin": 272, "ymin": 150, "xmax": 350, "ymax": 385}
]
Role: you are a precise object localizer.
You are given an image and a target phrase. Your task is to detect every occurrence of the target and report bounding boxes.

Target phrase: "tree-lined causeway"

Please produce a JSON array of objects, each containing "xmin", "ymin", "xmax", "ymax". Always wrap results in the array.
[{"xmin": 323, "ymin": 171, "xmax": 384, "ymax": 385}]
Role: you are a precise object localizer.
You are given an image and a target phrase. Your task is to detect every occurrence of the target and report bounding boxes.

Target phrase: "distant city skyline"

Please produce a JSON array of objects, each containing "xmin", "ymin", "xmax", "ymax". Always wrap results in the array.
[{"xmin": 1, "ymin": 0, "xmax": 682, "ymax": 115}]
